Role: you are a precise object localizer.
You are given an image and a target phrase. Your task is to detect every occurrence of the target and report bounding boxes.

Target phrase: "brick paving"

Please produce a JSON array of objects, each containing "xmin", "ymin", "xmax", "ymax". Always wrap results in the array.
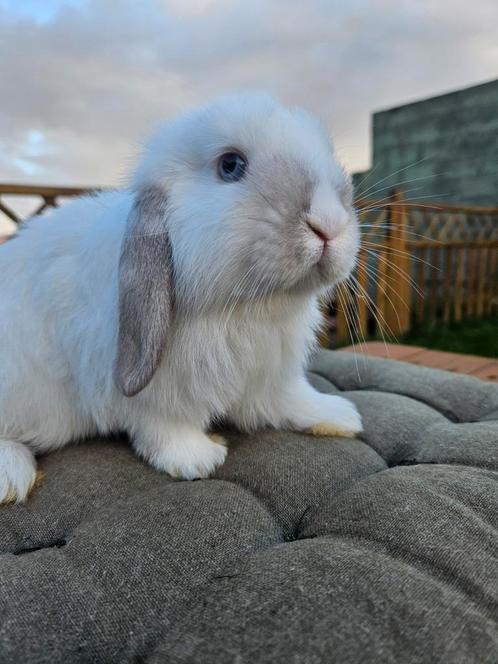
[{"xmin": 342, "ymin": 342, "xmax": 498, "ymax": 382}]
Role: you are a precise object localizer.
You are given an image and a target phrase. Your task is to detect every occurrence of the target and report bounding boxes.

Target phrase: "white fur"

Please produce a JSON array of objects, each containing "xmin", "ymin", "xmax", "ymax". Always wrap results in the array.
[
  {"xmin": 0, "ymin": 92, "xmax": 362, "ymax": 502},
  {"xmin": 0, "ymin": 441, "xmax": 37, "ymax": 503}
]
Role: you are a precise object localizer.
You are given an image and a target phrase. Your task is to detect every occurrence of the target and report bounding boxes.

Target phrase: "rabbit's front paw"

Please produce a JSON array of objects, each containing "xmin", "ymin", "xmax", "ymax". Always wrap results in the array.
[
  {"xmin": 0, "ymin": 440, "xmax": 39, "ymax": 505},
  {"xmin": 151, "ymin": 431, "xmax": 228, "ymax": 480},
  {"xmin": 280, "ymin": 389, "xmax": 363, "ymax": 439},
  {"xmin": 305, "ymin": 395, "xmax": 363, "ymax": 438}
]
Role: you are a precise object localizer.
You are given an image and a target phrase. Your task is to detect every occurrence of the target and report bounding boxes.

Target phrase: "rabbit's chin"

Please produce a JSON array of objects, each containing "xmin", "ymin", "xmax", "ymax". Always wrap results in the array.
[
  {"xmin": 277, "ymin": 268, "xmax": 345, "ymax": 302},
  {"xmin": 247, "ymin": 256, "xmax": 354, "ymax": 304},
  {"xmin": 292, "ymin": 257, "xmax": 354, "ymax": 296}
]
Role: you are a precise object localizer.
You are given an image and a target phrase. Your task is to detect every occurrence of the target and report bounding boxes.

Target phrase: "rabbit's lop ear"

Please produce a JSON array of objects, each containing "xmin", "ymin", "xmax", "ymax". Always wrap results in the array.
[{"xmin": 114, "ymin": 187, "xmax": 174, "ymax": 397}]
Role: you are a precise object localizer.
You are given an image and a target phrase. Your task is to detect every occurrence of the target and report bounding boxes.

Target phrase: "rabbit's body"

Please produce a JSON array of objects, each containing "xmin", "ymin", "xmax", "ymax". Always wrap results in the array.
[
  {"xmin": 1, "ymin": 190, "xmax": 319, "ymax": 443},
  {"xmin": 0, "ymin": 93, "xmax": 362, "ymax": 503}
]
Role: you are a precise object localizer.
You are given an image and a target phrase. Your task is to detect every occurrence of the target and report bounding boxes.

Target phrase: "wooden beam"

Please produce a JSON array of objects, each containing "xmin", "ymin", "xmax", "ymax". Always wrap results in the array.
[{"xmin": 0, "ymin": 183, "xmax": 101, "ymax": 197}]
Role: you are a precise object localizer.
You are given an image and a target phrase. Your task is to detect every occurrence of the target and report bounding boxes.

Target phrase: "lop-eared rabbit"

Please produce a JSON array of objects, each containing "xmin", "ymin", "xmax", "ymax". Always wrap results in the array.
[{"xmin": 0, "ymin": 93, "xmax": 362, "ymax": 503}]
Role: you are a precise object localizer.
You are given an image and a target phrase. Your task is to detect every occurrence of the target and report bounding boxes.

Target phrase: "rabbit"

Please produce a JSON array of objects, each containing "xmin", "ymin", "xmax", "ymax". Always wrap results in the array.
[{"xmin": 0, "ymin": 92, "xmax": 362, "ymax": 504}]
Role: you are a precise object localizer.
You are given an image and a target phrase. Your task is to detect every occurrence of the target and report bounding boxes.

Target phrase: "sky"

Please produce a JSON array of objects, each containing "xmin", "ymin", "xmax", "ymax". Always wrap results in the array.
[{"xmin": 0, "ymin": 0, "xmax": 497, "ymax": 197}]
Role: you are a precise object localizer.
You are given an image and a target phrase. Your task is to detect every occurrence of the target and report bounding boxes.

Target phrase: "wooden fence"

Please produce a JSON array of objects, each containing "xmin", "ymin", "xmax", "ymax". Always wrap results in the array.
[
  {"xmin": 332, "ymin": 190, "xmax": 498, "ymax": 346},
  {"xmin": 1, "ymin": 184, "xmax": 497, "ymax": 345}
]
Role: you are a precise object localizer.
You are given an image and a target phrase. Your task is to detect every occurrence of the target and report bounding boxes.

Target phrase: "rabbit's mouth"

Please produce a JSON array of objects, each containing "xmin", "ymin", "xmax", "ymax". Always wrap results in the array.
[
  {"xmin": 316, "ymin": 241, "xmax": 330, "ymax": 265},
  {"xmin": 302, "ymin": 213, "xmax": 357, "ymax": 285},
  {"xmin": 309, "ymin": 241, "xmax": 358, "ymax": 292}
]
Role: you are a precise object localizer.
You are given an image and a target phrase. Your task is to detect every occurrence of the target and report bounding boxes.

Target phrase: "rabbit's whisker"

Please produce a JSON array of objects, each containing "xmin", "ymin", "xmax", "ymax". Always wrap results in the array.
[
  {"xmin": 348, "ymin": 266, "xmax": 397, "ymax": 348},
  {"xmin": 355, "ymin": 156, "xmax": 433, "ymax": 198},
  {"xmin": 335, "ymin": 286, "xmax": 362, "ymax": 378},
  {"xmin": 360, "ymin": 241, "xmax": 438, "ymax": 269},
  {"xmin": 363, "ymin": 248, "xmax": 422, "ymax": 296}
]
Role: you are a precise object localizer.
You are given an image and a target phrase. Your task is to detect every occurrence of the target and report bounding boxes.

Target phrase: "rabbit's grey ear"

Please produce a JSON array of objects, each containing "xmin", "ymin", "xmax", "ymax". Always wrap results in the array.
[{"xmin": 114, "ymin": 187, "xmax": 174, "ymax": 397}]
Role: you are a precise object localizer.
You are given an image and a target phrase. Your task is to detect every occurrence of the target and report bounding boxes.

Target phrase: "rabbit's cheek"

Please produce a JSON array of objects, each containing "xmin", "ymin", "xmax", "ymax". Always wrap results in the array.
[{"xmin": 323, "ymin": 226, "xmax": 360, "ymax": 284}]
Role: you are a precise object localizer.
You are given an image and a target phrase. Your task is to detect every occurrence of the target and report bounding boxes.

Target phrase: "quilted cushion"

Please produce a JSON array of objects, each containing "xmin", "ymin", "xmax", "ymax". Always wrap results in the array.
[{"xmin": 0, "ymin": 349, "xmax": 497, "ymax": 663}]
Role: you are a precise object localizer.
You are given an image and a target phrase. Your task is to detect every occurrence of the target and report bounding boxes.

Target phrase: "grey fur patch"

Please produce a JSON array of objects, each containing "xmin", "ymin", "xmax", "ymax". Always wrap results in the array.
[
  {"xmin": 114, "ymin": 187, "xmax": 174, "ymax": 397},
  {"xmin": 253, "ymin": 156, "xmax": 315, "ymax": 218}
]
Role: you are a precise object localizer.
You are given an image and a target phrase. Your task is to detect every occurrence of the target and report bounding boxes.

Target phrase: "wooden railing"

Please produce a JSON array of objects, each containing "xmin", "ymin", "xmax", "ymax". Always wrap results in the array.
[
  {"xmin": 0, "ymin": 183, "xmax": 99, "ymax": 225},
  {"xmin": 331, "ymin": 191, "xmax": 498, "ymax": 346}
]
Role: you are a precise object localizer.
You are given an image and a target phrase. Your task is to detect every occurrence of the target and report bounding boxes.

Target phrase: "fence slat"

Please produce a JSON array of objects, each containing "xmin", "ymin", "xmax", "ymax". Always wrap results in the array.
[
  {"xmin": 442, "ymin": 246, "xmax": 452, "ymax": 323},
  {"xmin": 476, "ymin": 247, "xmax": 486, "ymax": 317},
  {"xmin": 467, "ymin": 247, "xmax": 477, "ymax": 318},
  {"xmin": 384, "ymin": 190, "xmax": 410, "ymax": 337},
  {"xmin": 375, "ymin": 247, "xmax": 389, "ymax": 338},
  {"xmin": 488, "ymin": 249, "xmax": 498, "ymax": 315},
  {"xmin": 454, "ymin": 247, "xmax": 466, "ymax": 322},
  {"xmin": 428, "ymin": 246, "xmax": 439, "ymax": 324},
  {"xmin": 357, "ymin": 249, "xmax": 369, "ymax": 341},
  {"xmin": 415, "ymin": 246, "xmax": 425, "ymax": 325}
]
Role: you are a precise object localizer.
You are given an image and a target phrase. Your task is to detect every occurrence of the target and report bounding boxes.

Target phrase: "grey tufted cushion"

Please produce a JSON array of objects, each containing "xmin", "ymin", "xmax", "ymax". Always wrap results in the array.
[{"xmin": 0, "ymin": 350, "xmax": 497, "ymax": 663}]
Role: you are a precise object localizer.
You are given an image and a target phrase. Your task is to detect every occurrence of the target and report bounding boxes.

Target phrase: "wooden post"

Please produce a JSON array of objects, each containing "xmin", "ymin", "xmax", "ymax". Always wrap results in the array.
[{"xmin": 384, "ymin": 189, "xmax": 411, "ymax": 337}]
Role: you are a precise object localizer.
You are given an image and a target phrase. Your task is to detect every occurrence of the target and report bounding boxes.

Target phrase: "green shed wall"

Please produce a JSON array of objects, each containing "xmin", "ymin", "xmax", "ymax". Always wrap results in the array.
[{"xmin": 354, "ymin": 79, "xmax": 498, "ymax": 205}]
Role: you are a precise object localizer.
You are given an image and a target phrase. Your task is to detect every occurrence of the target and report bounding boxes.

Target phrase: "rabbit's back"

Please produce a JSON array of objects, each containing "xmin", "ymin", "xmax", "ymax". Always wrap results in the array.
[{"xmin": 0, "ymin": 191, "xmax": 131, "ymax": 449}]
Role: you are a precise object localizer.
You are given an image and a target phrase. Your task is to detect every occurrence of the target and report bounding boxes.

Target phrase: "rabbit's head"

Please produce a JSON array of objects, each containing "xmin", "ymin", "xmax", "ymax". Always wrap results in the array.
[{"xmin": 115, "ymin": 93, "xmax": 359, "ymax": 396}]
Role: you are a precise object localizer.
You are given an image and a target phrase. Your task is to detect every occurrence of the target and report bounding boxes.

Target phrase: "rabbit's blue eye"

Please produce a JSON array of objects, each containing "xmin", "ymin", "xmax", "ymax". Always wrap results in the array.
[{"xmin": 217, "ymin": 152, "xmax": 247, "ymax": 182}]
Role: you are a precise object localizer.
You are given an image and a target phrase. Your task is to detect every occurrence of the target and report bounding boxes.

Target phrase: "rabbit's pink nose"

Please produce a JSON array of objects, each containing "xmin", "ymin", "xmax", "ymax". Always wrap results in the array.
[{"xmin": 306, "ymin": 218, "xmax": 332, "ymax": 244}]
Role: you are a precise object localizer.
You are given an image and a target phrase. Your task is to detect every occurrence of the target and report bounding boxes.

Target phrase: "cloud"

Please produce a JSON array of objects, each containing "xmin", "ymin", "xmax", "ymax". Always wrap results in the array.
[{"xmin": 0, "ymin": 0, "xmax": 497, "ymax": 193}]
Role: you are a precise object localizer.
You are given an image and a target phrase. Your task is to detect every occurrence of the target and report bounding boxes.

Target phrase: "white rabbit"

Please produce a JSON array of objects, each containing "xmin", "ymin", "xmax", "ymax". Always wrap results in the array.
[{"xmin": 0, "ymin": 92, "xmax": 362, "ymax": 503}]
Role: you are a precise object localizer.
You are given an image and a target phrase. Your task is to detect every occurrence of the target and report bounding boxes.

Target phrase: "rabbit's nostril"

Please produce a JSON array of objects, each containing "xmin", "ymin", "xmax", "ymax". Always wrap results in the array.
[{"xmin": 306, "ymin": 219, "xmax": 331, "ymax": 244}]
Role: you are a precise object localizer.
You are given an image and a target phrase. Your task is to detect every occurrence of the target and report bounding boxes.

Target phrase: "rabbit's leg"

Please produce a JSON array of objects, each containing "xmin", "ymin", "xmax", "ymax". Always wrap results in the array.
[
  {"xmin": 0, "ymin": 440, "xmax": 39, "ymax": 504},
  {"xmin": 132, "ymin": 419, "xmax": 227, "ymax": 480},
  {"xmin": 269, "ymin": 376, "xmax": 363, "ymax": 438}
]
